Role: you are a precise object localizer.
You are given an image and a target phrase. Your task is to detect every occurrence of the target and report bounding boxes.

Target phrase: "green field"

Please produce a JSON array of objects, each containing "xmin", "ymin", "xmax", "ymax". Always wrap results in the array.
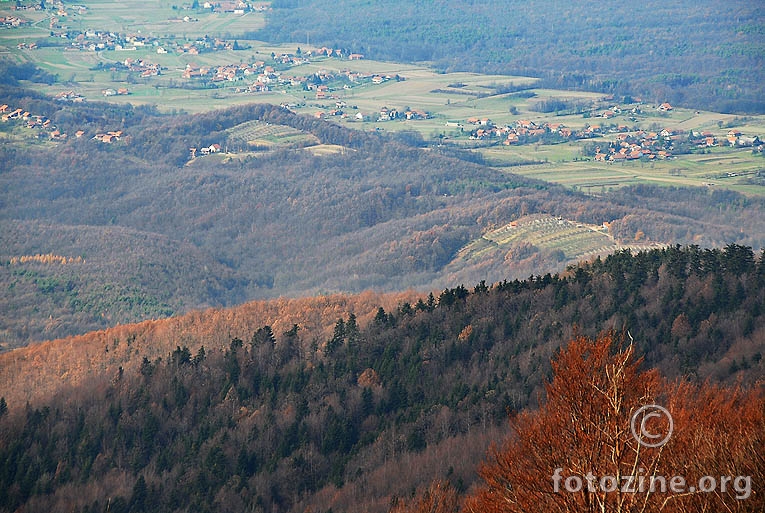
[
  {"xmin": 3, "ymin": 1, "xmax": 268, "ymax": 37},
  {"xmin": 480, "ymin": 146, "xmax": 764, "ymax": 195},
  {"xmin": 3, "ymin": 0, "xmax": 763, "ymax": 196}
]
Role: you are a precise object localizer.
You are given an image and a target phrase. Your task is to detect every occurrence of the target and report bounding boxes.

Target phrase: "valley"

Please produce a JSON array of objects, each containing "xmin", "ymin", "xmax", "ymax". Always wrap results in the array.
[
  {"xmin": 1, "ymin": 1, "xmax": 764, "ymax": 349},
  {"xmin": 0, "ymin": 2, "xmax": 763, "ymax": 512}
]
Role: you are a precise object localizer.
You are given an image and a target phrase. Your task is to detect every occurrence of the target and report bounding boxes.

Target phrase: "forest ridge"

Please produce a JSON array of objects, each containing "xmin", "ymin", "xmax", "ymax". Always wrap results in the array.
[
  {"xmin": 257, "ymin": 0, "xmax": 764, "ymax": 113},
  {"xmin": 0, "ymin": 246, "xmax": 762, "ymax": 512}
]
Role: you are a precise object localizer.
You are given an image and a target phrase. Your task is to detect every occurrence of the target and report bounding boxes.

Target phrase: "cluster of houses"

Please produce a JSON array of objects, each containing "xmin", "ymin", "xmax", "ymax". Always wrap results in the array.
[
  {"xmin": 196, "ymin": 1, "xmax": 268, "ymax": 14},
  {"xmin": 56, "ymin": 27, "xmax": 247, "ymax": 56},
  {"xmin": 2, "ymin": 105, "xmax": 32, "ymax": 122},
  {"xmin": 47, "ymin": 1, "xmax": 249, "ymax": 33},
  {"xmin": 2, "ymin": 103, "xmax": 66, "ymax": 140},
  {"xmin": 592, "ymin": 104, "xmax": 643, "ymax": 120},
  {"xmin": 92, "ymin": 130, "xmax": 124, "ymax": 143},
  {"xmin": 177, "ymin": 47, "xmax": 365, "ymax": 85},
  {"xmin": 312, "ymin": 104, "xmax": 429, "ymax": 122},
  {"xmin": 5, "ymin": 1, "xmax": 46, "ymax": 12},
  {"xmin": 450, "ymin": 112, "xmax": 763, "ymax": 159},
  {"xmin": 594, "ymin": 127, "xmax": 723, "ymax": 162},
  {"xmin": 1, "ymin": 103, "xmax": 126, "ymax": 144},
  {"xmin": 47, "ymin": 2, "xmax": 89, "ymax": 30},
  {"xmin": 594, "ymin": 127, "xmax": 762, "ymax": 162},
  {"xmin": 725, "ymin": 129, "xmax": 761, "ymax": 148},
  {"xmin": 176, "ymin": 35, "xmax": 250, "ymax": 55},
  {"xmin": 375, "ymin": 106, "xmax": 429, "ymax": 122},
  {"xmin": 182, "ymin": 50, "xmax": 317, "ymax": 85},
  {"xmin": 101, "ymin": 88, "xmax": 130, "ymax": 97},
  {"xmin": 184, "ymin": 61, "xmax": 282, "ymax": 85},
  {"xmin": 207, "ymin": 61, "xmax": 398, "ymax": 98},
  {"xmin": 119, "ymin": 58, "xmax": 162, "ymax": 78},
  {"xmin": 307, "ymin": 47, "xmax": 365, "ymax": 60},
  {"xmin": 53, "ymin": 90, "xmax": 85, "ymax": 102},
  {"xmin": 0, "ymin": 14, "xmax": 31, "ymax": 28},
  {"xmin": 688, "ymin": 130, "xmax": 719, "ymax": 148},
  {"xmin": 588, "ymin": 102, "xmax": 672, "ymax": 121},
  {"xmin": 594, "ymin": 130, "xmax": 677, "ymax": 161},
  {"xmin": 61, "ymin": 30, "xmax": 162, "ymax": 52},
  {"xmin": 308, "ymin": 71, "xmax": 396, "ymax": 99},
  {"xmin": 456, "ymin": 118, "xmax": 577, "ymax": 144}
]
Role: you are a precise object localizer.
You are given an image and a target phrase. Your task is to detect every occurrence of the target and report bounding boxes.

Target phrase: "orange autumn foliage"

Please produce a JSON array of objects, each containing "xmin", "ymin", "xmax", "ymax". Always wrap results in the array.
[
  {"xmin": 390, "ymin": 480, "xmax": 460, "ymax": 513},
  {"xmin": 0, "ymin": 290, "xmax": 420, "ymax": 409},
  {"xmin": 461, "ymin": 333, "xmax": 764, "ymax": 513}
]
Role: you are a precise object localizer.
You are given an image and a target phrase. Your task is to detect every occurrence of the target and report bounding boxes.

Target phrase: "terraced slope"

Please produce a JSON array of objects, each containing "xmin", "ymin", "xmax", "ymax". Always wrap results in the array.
[
  {"xmin": 459, "ymin": 214, "xmax": 617, "ymax": 260},
  {"xmin": 225, "ymin": 119, "xmax": 319, "ymax": 150},
  {"xmin": 438, "ymin": 214, "xmax": 665, "ymax": 287}
]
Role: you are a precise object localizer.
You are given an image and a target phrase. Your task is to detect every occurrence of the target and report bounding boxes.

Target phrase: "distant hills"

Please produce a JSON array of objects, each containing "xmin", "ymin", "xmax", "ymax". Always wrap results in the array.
[
  {"xmin": 257, "ymin": 0, "xmax": 764, "ymax": 113},
  {"xmin": 1, "ymin": 91, "xmax": 764, "ymax": 348}
]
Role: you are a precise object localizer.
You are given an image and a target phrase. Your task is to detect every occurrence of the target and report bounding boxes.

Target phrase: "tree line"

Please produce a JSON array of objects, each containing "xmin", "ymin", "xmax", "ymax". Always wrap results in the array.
[{"xmin": 255, "ymin": 0, "xmax": 763, "ymax": 113}]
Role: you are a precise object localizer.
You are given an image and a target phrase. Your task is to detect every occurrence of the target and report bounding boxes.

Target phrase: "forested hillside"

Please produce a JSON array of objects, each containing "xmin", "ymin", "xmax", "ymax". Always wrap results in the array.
[
  {"xmin": 0, "ymin": 246, "xmax": 762, "ymax": 512},
  {"xmin": 2, "ymin": 88, "xmax": 764, "ymax": 347},
  {"xmin": 256, "ymin": 0, "xmax": 764, "ymax": 113}
]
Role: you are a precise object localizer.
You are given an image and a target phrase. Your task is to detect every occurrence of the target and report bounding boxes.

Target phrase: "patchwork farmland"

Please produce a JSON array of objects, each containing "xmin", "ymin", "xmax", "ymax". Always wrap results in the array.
[{"xmin": 2, "ymin": 0, "xmax": 763, "ymax": 195}]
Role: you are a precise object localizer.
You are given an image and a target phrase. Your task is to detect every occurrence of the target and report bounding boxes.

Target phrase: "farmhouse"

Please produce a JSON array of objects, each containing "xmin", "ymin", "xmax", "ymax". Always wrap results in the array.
[
  {"xmin": 199, "ymin": 143, "xmax": 222, "ymax": 155},
  {"xmin": 4, "ymin": 108, "xmax": 23, "ymax": 120},
  {"xmin": 93, "ymin": 131, "xmax": 124, "ymax": 143},
  {"xmin": 249, "ymin": 81, "xmax": 269, "ymax": 93},
  {"xmin": 404, "ymin": 109, "xmax": 428, "ymax": 120},
  {"xmin": 54, "ymin": 91, "xmax": 85, "ymax": 102}
]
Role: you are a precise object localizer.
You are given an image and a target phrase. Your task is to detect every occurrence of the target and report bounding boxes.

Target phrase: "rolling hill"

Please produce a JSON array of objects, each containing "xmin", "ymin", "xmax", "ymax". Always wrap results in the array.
[{"xmin": 1, "ymin": 92, "xmax": 764, "ymax": 348}]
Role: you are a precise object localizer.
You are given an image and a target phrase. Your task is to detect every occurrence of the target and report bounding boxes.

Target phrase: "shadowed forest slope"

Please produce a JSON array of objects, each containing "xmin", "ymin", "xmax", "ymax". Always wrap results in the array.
[{"xmin": 0, "ymin": 246, "xmax": 762, "ymax": 512}]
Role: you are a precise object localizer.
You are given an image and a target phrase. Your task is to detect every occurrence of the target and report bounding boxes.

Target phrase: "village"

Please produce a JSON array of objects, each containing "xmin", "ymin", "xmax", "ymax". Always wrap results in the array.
[
  {"xmin": 89, "ymin": 47, "xmax": 398, "ymax": 103},
  {"xmin": 448, "ymin": 101, "xmax": 764, "ymax": 161},
  {"xmin": 6, "ymin": 0, "xmax": 267, "ymax": 56},
  {"xmin": 3, "ymin": 1, "xmax": 762, "ymax": 176},
  {"xmin": 1, "ymin": 102, "xmax": 125, "ymax": 144},
  {"xmin": 5, "ymin": 91, "xmax": 760, "ymax": 166},
  {"xmin": 53, "ymin": 29, "xmax": 250, "ymax": 56}
]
